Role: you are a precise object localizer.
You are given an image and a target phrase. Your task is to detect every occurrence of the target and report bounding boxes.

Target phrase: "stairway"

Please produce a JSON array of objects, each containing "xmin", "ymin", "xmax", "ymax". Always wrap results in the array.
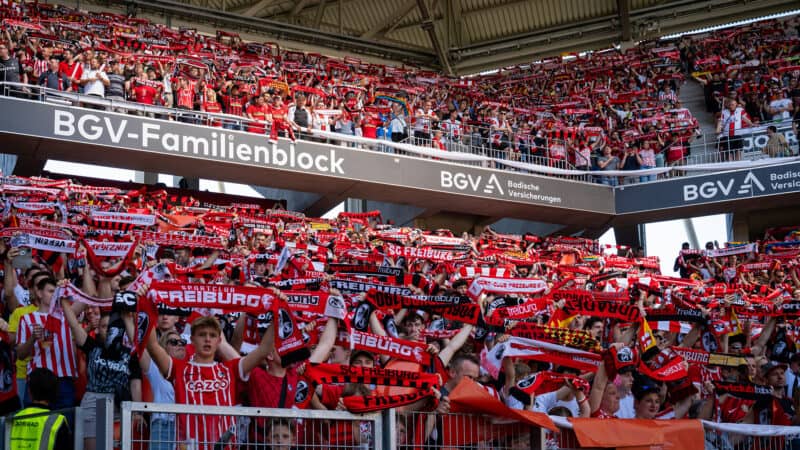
[{"xmin": 679, "ymin": 79, "xmax": 718, "ymax": 156}]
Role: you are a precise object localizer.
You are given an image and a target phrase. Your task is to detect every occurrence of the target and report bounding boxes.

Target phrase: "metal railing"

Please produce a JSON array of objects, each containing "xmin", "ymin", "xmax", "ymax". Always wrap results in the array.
[
  {"xmin": 120, "ymin": 401, "xmax": 385, "ymax": 450},
  {"xmin": 119, "ymin": 403, "xmax": 547, "ymax": 450},
  {"xmin": 2, "ymin": 81, "xmax": 798, "ymax": 187}
]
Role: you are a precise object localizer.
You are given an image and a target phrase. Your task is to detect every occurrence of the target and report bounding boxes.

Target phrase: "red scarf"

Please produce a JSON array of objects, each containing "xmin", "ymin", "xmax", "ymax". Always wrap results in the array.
[
  {"xmin": 149, "ymin": 282, "xmax": 274, "ymax": 315},
  {"xmin": 343, "ymin": 389, "xmax": 437, "ymax": 413},
  {"xmin": 82, "ymin": 237, "xmax": 140, "ymax": 278},
  {"xmin": 349, "ymin": 329, "xmax": 432, "ymax": 365},
  {"xmin": 305, "ymin": 363, "xmax": 440, "ymax": 389},
  {"xmin": 273, "ymin": 296, "xmax": 310, "ymax": 367}
]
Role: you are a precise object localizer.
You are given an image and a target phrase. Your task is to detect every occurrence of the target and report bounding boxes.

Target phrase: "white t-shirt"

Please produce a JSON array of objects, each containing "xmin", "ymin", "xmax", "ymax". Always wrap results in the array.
[
  {"xmin": 145, "ymin": 360, "xmax": 176, "ymax": 422},
  {"xmin": 534, "ymin": 391, "xmax": 579, "ymax": 417},
  {"xmin": 616, "ymin": 392, "xmax": 635, "ymax": 418},
  {"xmin": 81, "ymin": 69, "xmax": 108, "ymax": 97},
  {"xmin": 770, "ymin": 99, "xmax": 793, "ymax": 120},
  {"xmin": 14, "ymin": 284, "xmax": 30, "ymax": 307}
]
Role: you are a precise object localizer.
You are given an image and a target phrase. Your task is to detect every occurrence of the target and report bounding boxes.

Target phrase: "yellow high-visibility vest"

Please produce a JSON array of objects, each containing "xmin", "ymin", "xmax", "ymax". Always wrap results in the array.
[{"xmin": 9, "ymin": 406, "xmax": 66, "ymax": 450}]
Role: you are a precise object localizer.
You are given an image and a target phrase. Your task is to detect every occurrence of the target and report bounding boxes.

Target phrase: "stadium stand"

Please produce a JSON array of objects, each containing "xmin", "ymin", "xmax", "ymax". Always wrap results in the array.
[
  {"xmin": 1, "ymin": 3, "xmax": 797, "ymax": 180},
  {"xmin": 3, "ymin": 2, "xmax": 800, "ymax": 450},
  {"xmin": 0, "ymin": 173, "xmax": 798, "ymax": 449}
]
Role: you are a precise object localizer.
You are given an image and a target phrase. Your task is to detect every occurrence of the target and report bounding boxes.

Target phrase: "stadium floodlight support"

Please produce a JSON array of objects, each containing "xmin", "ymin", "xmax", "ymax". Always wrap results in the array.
[{"xmin": 112, "ymin": 0, "xmax": 437, "ymax": 67}]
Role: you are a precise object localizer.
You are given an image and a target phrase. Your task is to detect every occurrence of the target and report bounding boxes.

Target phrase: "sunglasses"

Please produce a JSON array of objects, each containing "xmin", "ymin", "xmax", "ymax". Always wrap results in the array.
[{"xmin": 167, "ymin": 338, "xmax": 187, "ymax": 347}]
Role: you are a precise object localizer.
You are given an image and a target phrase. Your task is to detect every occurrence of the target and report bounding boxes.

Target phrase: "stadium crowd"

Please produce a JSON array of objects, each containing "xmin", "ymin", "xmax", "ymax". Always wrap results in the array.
[
  {"xmin": 0, "ymin": 1, "xmax": 716, "ymax": 173},
  {"xmin": 0, "ymin": 174, "xmax": 799, "ymax": 449}
]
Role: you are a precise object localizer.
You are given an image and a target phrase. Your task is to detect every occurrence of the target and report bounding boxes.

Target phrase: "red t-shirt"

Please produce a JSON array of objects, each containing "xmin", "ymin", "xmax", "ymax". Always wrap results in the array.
[
  {"xmin": 246, "ymin": 104, "xmax": 269, "ymax": 133},
  {"xmin": 247, "ymin": 366, "xmax": 300, "ymax": 409},
  {"xmin": 269, "ymin": 105, "xmax": 288, "ymax": 122},
  {"xmin": 203, "ymin": 102, "xmax": 222, "ymax": 127},
  {"xmin": 59, "ymin": 62, "xmax": 82, "ymax": 90},
  {"xmin": 133, "ymin": 83, "xmax": 157, "ymax": 105},
  {"xmin": 167, "ymin": 357, "xmax": 247, "ymax": 448}
]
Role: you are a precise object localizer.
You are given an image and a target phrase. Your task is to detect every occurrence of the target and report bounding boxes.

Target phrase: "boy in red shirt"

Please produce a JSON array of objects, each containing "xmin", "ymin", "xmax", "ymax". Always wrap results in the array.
[
  {"xmin": 145, "ymin": 314, "xmax": 273, "ymax": 449},
  {"xmin": 268, "ymin": 95, "xmax": 297, "ymax": 144},
  {"xmin": 246, "ymin": 95, "xmax": 269, "ymax": 134}
]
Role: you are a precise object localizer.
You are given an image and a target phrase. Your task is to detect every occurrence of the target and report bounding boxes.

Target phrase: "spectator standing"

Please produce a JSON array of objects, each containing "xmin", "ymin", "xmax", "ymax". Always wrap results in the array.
[
  {"xmin": 16, "ymin": 277, "xmax": 78, "ymax": 409},
  {"xmin": 390, "ymin": 103, "xmax": 408, "ymax": 142},
  {"xmin": 638, "ymin": 141, "xmax": 657, "ymax": 182},
  {"xmin": 620, "ymin": 144, "xmax": 642, "ymax": 185},
  {"xmin": 0, "ymin": 42, "xmax": 23, "ymax": 87},
  {"xmin": 716, "ymin": 99, "xmax": 753, "ymax": 161},
  {"xmin": 79, "ymin": 57, "xmax": 109, "ymax": 99},
  {"xmin": 105, "ymin": 61, "xmax": 126, "ymax": 103},
  {"xmin": 37, "ymin": 58, "xmax": 70, "ymax": 92},
  {"xmin": 597, "ymin": 145, "xmax": 620, "ymax": 186},
  {"xmin": 58, "ymin": 48, "xmax": 81, "ymax": 92}
]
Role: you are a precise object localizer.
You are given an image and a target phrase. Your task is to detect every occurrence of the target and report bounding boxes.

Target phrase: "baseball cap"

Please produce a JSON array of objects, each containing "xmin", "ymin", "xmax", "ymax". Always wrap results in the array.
[{"xmin": 761, "ymin": 361, "xmax": 788, "ymax": 377}]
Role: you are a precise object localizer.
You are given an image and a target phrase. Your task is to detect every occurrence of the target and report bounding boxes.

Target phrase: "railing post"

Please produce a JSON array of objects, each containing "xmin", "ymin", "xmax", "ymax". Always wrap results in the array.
[
  {"xmin": 74, "ymin": 405, "xmax": 85, "ymax": 450},
  {"xmin": 381, "ymin": 408, "xmax": 396, "ymax": 450},
  {"xmin": 120, "ymin": 401, "xmax": 133, "ymax": 450},
  {"xmin": 1, "ymin": 416, "xmax": 7, "ymax": 450},
  {"xmin": 530, "ymin": 426, "xmax": 545, "ymax": 450},
  {"xmin": 97, "ymin": 396, "xmax": 115, "ymax": 450}
]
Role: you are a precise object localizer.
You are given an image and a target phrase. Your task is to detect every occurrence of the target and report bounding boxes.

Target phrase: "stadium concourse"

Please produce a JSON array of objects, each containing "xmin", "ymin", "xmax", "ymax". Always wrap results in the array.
[{"xmin": 3, "ymin": 1, "xmax": 800, "ymax": 450}]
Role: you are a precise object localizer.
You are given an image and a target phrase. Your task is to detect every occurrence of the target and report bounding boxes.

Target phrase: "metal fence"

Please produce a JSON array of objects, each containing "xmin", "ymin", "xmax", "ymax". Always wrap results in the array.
[
  {"xmin": 120, "ymin": 401, "xmax": 386, "ymax": 450},
  {"xmin": 397, "ymin": 410, "xmax": 547, "ymax": 450}
]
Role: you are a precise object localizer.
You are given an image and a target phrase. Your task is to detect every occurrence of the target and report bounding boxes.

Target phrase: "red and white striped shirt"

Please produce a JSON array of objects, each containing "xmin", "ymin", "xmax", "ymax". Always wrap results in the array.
[
  {"xmin": 32, "ymin": 58, "xmax": 48, "ymax": 79},
  {"xmin": 168, "ymin": 356, "xmax": 247, "ymax": 449},
  {"xmin": 16, "ymin": 311, "xmax": 77, "ymax": 377}
]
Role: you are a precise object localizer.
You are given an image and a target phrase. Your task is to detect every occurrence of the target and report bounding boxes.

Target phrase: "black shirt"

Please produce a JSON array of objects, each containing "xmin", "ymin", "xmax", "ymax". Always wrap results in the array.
[{"xmin": 0, "ymin": 56, "xmax": 21, "ymax": 83}]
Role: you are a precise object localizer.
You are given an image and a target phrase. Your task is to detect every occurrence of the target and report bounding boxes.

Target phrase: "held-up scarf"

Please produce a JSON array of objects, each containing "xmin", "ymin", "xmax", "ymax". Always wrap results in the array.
[
  {"xmin": 343, "ymin": 389, "xmax": 438, "ymax": 413},
  {"xmin": 328, "ymin": 278, "xmax": 414, "ymax": 296},
  {"xmin": 284, "ymin": 291, "xmax": 347, "ymax": 320},
  {"xmin": 149, "ymin": 282, "xmax": 274, "ymax": 315},
  {"xmin": 328, "ymin": 264, "xmax": 404, "ymax": 282},
  {"xmin": 482, "ymin": 336, "xmax": 601, "ymax": 378},
  {"xmin": 467, "ymin": 277, "xmax": 547, "ymax": 298},
  {"xmin": 639, "ymin": 348, "xmax": 688, "ymax": 382},
  {"xmin": 507, "ymin": 322, "xmax": 600, "ymax": 352},
  {"xmin": 562, "ymin": 298, "xmax": 641, "ymax": 322},
  {"xmin": 714, "ymin": 382, "xmax": 773, "ymax": 400},
  {"xmin": 132, "ymin": 231, "xmax": 226, "ymax": 249},
  {"xmin": 90, "ymin": 210, "xmax": 156, "ymax": 227},
  {"xmin": 349, "ymin": 329, "xmax": 432, "ymax": 365},
  {"xmin": 365, "ymin": 290, "xmax": 471, "ymax": 310},
  {"xmin": 273, "ymin": 296, "xmax": 311, "ymax": 367},
  {"xmin": 672, "ymin": 347, "xmax": 748, "ymax": 367},
  {"xmin": 489, "ymin": 297, "xmax": 551, "ymax": 321},
  {"xmin": 61, "ymin": 282, "xmax": 114, "ymax": 307},
  {"xmin": 384, "ymin": 243, "xmax": 464, "ymax": 262},
  {"xmin": 82, "ymin": 237, "xmax": 140, "ymax": 278},
  {"xmin": 305, "ymin": 363, "xmax": 441, "ymax": 389},
  {"xmin": 509, "ymin": 371, "xmax": 590, "ymax": 406}
]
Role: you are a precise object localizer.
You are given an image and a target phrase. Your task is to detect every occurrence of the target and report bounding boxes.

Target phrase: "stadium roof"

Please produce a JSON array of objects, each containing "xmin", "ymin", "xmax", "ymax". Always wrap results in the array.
[{"xmin": 120, "ymin": 0, "xmax": 797, "ymax": 74}]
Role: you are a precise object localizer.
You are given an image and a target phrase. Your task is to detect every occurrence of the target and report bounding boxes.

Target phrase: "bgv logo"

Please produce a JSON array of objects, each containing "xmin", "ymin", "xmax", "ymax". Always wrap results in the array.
[
  {"xmin": 682, "ymin": 171, "xmax": 765, "ymax": 201},
  {"xmin": 440, "ymin": 171, "xmax": 504, "ymax": 195}
]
